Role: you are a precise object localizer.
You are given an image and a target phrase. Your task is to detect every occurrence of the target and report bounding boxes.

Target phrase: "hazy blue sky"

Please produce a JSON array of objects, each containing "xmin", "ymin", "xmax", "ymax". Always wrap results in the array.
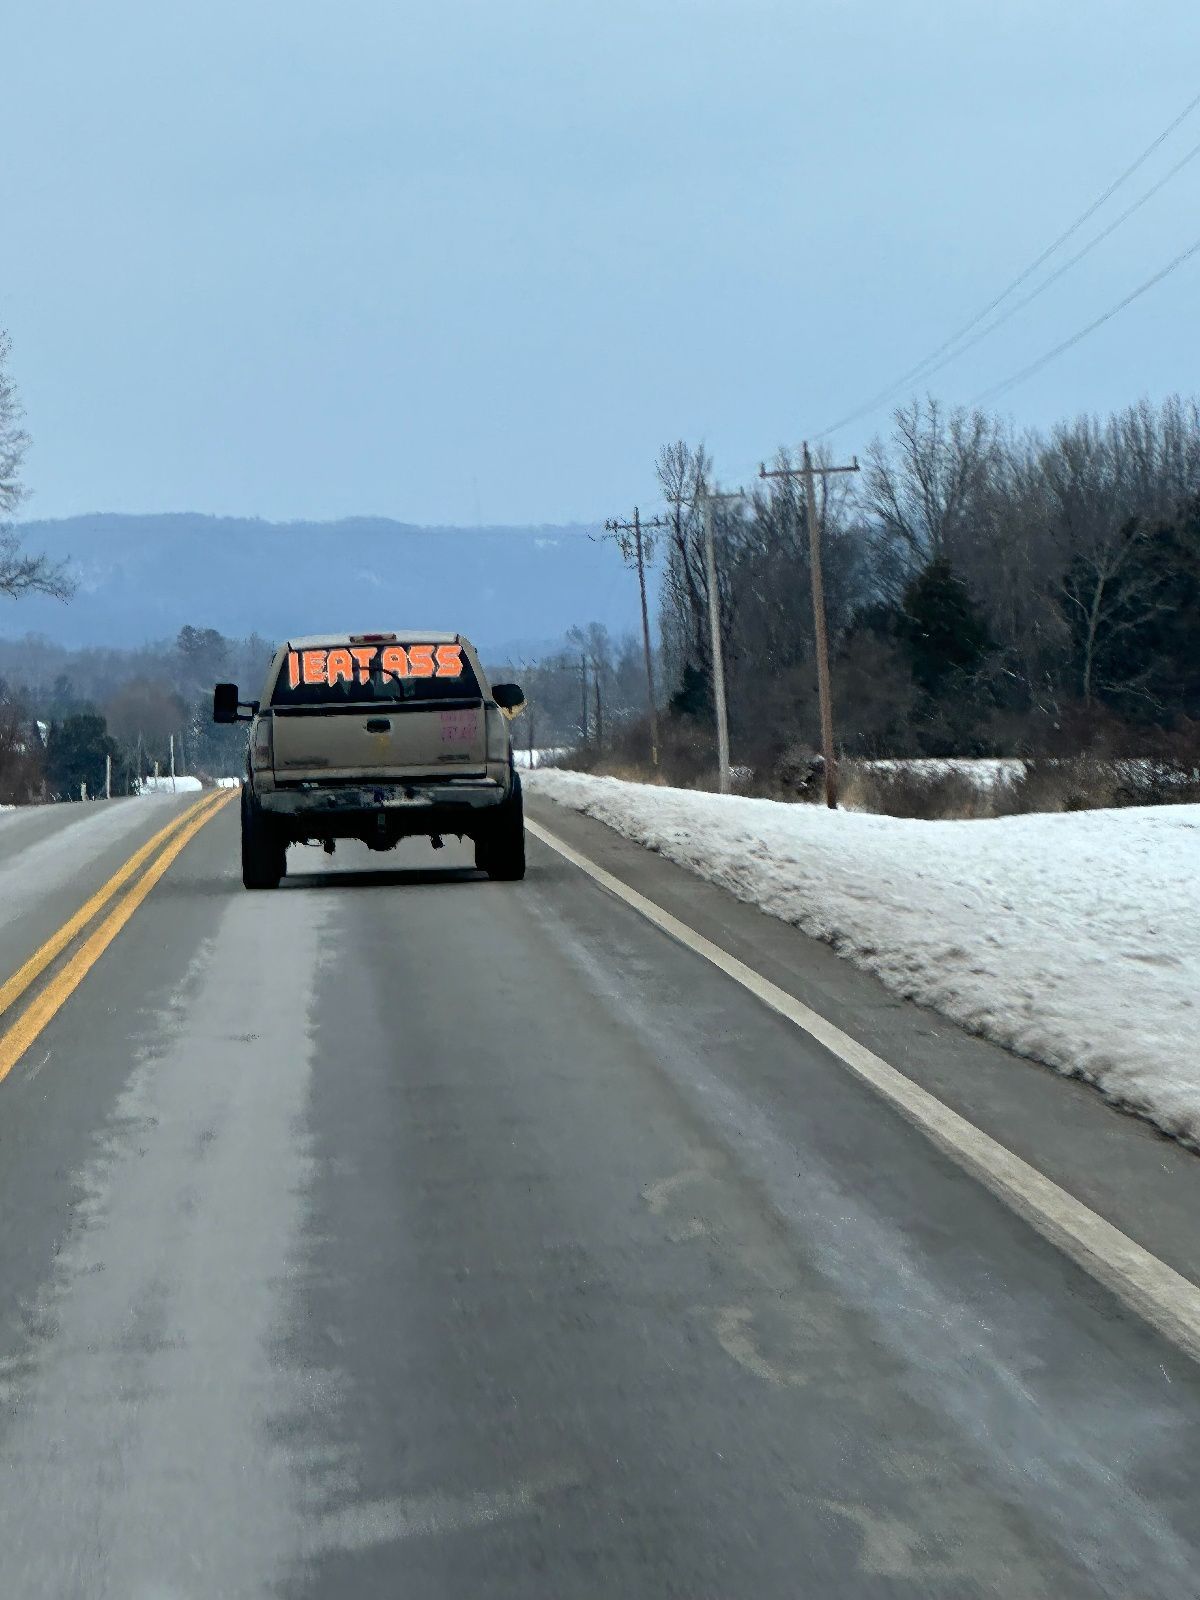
[{"xmin": 6, "ymin": 0, "xmax": 1199, "ymax": 525}]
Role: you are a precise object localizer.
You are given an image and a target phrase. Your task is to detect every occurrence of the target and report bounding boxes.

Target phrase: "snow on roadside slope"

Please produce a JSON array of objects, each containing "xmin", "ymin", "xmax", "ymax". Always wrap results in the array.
[{"xmin": 528, "ymin": 769, "xmax": 1200, "ymax": 1148}]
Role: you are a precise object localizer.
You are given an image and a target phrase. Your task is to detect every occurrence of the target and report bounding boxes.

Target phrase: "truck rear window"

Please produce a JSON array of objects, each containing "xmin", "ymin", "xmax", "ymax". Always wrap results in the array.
[{"xmin": 271, "ymin": 643, "xmax": 482, "ymax": 707}]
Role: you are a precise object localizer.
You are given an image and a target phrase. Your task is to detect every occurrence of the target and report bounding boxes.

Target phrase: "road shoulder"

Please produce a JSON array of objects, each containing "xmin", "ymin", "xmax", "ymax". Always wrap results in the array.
[{"xmin": 525, "ymin": 792, "xmax": 1200, "ymax": 1289}]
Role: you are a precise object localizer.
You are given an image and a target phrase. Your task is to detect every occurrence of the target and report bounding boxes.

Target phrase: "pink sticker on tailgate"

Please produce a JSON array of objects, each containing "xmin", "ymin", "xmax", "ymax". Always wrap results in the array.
[{"xmin": 439, "ymin": 708, "xmax": 479, "ymax": 743}]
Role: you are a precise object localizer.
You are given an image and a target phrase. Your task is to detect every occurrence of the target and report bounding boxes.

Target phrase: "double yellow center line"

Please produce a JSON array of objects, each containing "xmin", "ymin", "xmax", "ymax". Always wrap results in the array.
[{"xmin": 0, "ymin": 787, "xmax": 235, "ymax": 1086}]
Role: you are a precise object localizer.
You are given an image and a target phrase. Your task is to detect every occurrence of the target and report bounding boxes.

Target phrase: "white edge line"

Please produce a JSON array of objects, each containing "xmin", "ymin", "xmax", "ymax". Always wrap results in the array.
[{"xmin": 526, "ymin": 815, "xmax": 1200, "ymax": 1366}]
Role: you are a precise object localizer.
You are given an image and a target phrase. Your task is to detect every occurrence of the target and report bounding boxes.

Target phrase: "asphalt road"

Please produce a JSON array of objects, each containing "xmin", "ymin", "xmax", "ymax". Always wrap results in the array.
[{"xmin": 0, "ymin": 795, "xmax": 1197, "ymax": 1598}]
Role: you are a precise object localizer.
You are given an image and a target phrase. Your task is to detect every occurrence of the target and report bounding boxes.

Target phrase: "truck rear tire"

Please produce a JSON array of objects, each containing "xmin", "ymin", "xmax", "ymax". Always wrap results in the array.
[
  {"xmin": 475, "ymin": 773, "xmax": 526, "ymax": 881},
  {"xmin": 241, "ymin": 790, "xmax": 286, "ymax": 890}
]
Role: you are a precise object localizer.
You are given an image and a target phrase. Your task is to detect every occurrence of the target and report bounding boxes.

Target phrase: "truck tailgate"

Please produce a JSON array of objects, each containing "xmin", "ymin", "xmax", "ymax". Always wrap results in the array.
[{"xmin": 271, "ymin": 702, "xmax": 486, "ymax": 781}]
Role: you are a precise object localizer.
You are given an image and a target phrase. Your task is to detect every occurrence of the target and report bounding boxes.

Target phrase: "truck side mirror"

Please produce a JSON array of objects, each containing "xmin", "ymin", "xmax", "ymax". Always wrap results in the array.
[
  {"xmin": 213, "ymin": 683, "xmax": 256, "ymax": 723},
  {"xmin": 491, "ymin": 683, "xmax": 525, "ymax": 711}
]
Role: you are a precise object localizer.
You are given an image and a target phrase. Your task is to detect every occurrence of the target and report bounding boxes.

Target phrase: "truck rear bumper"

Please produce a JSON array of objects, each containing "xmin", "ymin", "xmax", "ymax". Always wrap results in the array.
[{"xmin": 257, "ymin": 777, "xmax": 511, "ymax": 838}]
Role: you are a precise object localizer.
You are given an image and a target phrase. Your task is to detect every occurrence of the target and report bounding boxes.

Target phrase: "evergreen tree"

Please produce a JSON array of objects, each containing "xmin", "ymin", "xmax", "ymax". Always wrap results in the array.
[
  {"xmin": 44, "ymin": 713, "xmax": 119, "ymax": 799},
  {"xmin": 669, "ymin": 662, "xmax": 711, "ymax": 721},
  {"xmin": 896, "ymin": 559, "xmax": 991, "ymax": 697}
]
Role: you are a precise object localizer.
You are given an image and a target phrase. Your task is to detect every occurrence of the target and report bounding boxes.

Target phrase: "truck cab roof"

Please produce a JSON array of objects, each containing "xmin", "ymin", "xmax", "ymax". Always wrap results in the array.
[{"xmin": 284, "ymin": 630, "xmax": 462, "ymax": 650}]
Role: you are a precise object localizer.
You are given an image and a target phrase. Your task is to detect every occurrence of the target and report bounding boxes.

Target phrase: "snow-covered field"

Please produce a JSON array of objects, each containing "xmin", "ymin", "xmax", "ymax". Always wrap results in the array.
[
  {"xmin": 528, "ymin": 769, "xmax": 1200, "ymax": 1149},
  {"xmin": 137, "ymin": 775, "xmax": 204, "ymax": 794},
  {"xmin": 514, "ymin": 747, "xmax": 569, "ymax": 770},
  {"xmin": 864, "ymin": 757, "xmax": 1025, "ymax": 790}
]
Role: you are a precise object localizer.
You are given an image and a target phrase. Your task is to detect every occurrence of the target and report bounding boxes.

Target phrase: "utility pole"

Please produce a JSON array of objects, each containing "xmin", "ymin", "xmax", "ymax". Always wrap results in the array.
[
  {"xmin": 105, "ymin": 752, "xmax": 112, "ymax": 800},
  {"xmin": 759, "ymin": 443, "xmax": 860, "ymax": 808},
  {"xmin": 602, "ymin": 506, "xmax": 668, "ymax": 768},
  {"xmin": 169, "ymin": 733, "xmax": 177, "ymax": 794},
  {"xmin": 579, "ymin": 652, "xmax": 589, "ymax": 744},
  {"xmin": 699, "ymin": 481, "xmax": 746, "ymax": 795}
]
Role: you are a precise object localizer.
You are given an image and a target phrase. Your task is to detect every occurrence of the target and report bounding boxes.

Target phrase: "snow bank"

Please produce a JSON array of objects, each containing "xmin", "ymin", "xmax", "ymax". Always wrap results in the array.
[
  {"xmin": 514, "ymin": 747, "xmax": 570, "ymax": 770},
  {"xmin": 528, "ymin": 769, "xmax": 1200, "ymax": 1148},
  {"xmin": 137, "ymin": 775, "xmax": 204, "ymax": 794}
]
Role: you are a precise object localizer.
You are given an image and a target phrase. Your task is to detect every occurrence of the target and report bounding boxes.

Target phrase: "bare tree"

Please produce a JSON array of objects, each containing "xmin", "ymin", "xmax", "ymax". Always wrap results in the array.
[
  {"xmin": 1038, "ymin": 410, "xmax": 1194, "ymax": 710},
  {"xmin": 1, "ymin": 331, "xmax": 72, "ymax": 601},
  {"xmin": 566, "ymin": 622, "xmax": 617, "ymax": 746},
  {"xmin": 655, "ymin": 440, "xmax": 713, "ymax": 690},
  {"xmin": 104, "ymin": 678, "xmax": 188, "ymax": 776},
  {"xmin": 1059, "ymin": 522, "xmax": 1160, "ymax": 708},
  {"xmin": 1112, "ymin": 395, "xmax": 1200, "ymax": 519},
  {"xmin": 862, "ymin": 397, "xmax": 1005, "ymax": 592}
]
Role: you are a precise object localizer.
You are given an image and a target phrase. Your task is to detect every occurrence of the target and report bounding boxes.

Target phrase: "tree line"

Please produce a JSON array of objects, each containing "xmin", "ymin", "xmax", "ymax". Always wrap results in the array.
[
  {"xmin": 540, "ymin": 394, "xmax": 1200, "ymax": 782},
  {"xmin": 1, "ymin": 623, "xmax": 654, "ymax": 799},
  {"xmin": 0, "ymin": 627, "xmax": 273, "ymax": 803},
  {"xmin": 499, "ymin": 394, "xmax": 1200, "ymax": 780}
]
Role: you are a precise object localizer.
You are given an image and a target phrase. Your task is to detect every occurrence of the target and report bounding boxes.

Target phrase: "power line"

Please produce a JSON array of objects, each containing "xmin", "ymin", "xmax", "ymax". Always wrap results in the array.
[
  {"xmin": 817, "ymin": 86, "xmax": 1200, "ymax": 437},
  {"xmin": 972, "ymin": 229, "xmax": 1200, "ymax": 404},
  {"xmin": 879, "ymin": 129, "xmax": 1200, "ymax": 398}
]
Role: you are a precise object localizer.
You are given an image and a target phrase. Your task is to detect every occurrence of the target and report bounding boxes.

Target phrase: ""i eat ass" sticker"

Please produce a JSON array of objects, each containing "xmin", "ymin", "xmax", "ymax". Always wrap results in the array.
[{"xmin": 286, "ymin": 642, "xmax": 464, "ymax": 688}]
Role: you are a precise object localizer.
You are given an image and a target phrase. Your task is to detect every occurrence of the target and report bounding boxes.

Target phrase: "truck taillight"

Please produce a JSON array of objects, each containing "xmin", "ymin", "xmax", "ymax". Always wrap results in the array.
[
  {"xmin": 253, "ymin": 715, "xmax": 274, "ymax": 769},
  {"xmin": 485, "ymin": 705, "xmax": 509, "ymax": 762}
]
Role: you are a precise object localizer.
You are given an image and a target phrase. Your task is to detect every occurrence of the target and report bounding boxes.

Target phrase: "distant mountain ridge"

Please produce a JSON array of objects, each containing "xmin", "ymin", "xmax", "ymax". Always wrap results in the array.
[{"xmin": 6, "ymin": 513, "xmax": 647, "ymax": 655}]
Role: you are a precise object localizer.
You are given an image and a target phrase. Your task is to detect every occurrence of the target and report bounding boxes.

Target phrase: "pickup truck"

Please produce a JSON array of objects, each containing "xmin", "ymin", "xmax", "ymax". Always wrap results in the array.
[{"xmin": 213, "ymin": 631, "xmax": 526, "ymax": 889}]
